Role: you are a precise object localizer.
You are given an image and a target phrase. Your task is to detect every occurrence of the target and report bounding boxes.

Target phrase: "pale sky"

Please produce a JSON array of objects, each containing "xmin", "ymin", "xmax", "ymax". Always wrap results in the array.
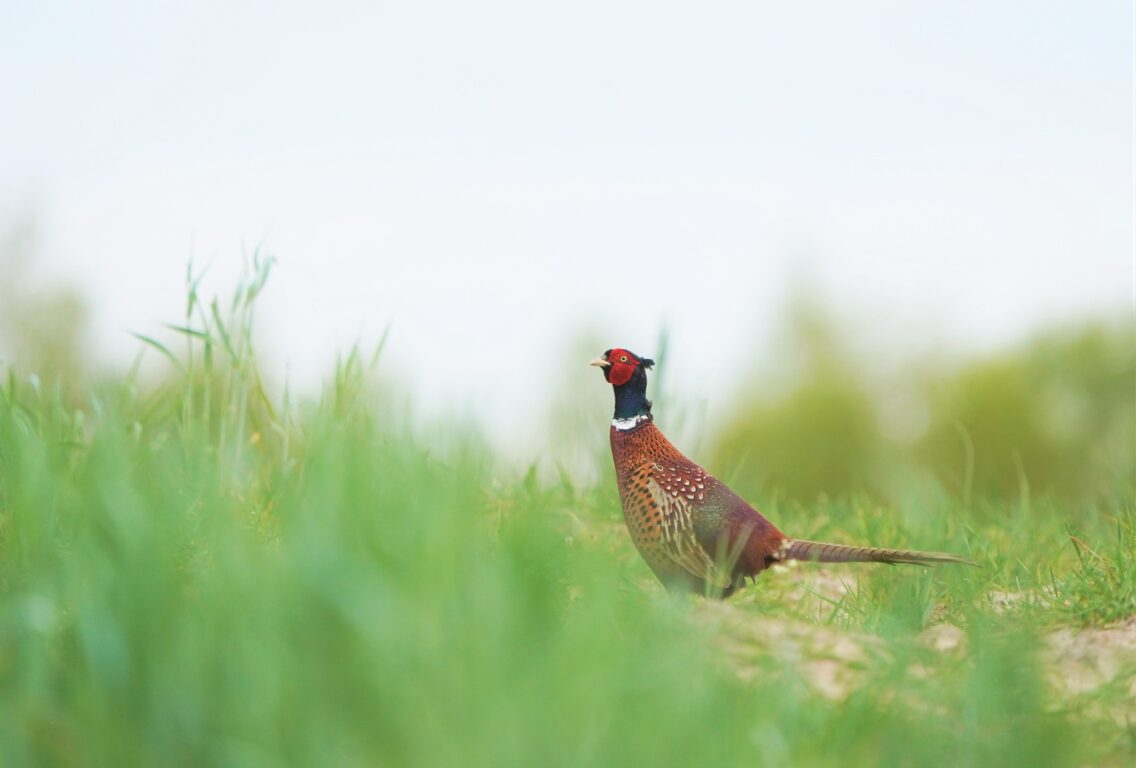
[{"xmin": 1, "ymin": 1, "xmax": 1132, "ymax": 447}]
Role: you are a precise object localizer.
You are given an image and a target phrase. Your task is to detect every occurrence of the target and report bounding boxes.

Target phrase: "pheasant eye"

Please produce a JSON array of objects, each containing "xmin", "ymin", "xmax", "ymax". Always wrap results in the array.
[{"xmin": 619, "ymin": 355, "xmax": 628, "ymax": 363}]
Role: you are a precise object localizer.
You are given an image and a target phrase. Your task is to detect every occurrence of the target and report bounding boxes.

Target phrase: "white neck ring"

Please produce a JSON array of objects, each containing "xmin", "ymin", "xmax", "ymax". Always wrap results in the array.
[{"xmin": 611, "ymin": 414, "xmax": 650, "ymax": 431}]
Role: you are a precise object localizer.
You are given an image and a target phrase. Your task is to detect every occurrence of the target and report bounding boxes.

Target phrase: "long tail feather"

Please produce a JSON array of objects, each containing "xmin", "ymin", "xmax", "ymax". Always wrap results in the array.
[{"xmin": 781, "ymin": 539, "xmax": 977, "ymax": 567}]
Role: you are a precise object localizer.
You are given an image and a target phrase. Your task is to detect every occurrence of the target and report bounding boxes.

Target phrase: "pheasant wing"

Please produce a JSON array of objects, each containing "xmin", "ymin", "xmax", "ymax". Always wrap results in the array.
[{"xmin": 644, "ymin": 463, "xmax": 731, "ymax": 589}]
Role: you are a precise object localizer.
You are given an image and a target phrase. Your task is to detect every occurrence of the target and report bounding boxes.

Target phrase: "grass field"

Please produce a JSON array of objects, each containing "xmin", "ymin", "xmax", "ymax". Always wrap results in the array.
[{"xmin": 1, "ymin": 272, "xmax": 1133, "ymax": 766}]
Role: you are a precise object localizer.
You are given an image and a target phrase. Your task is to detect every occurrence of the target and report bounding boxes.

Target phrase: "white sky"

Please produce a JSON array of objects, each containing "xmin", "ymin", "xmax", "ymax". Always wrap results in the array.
[{"xmin": 1, "ymin": 1, "xmax": 1132, "ymax": 447}]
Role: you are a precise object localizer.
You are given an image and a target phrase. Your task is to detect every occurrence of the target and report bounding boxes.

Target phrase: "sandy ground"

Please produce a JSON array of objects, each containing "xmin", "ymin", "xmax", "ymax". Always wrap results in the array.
[{"xmin": 692, "ymin": 568, "xmax": 1136, "ymax": 726}]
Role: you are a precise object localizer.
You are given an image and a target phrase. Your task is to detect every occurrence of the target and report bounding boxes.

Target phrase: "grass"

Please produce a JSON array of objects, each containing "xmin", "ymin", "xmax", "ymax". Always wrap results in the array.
[{"xmin": 1, "ymin": 269, "xmax": 1133, "ymax": 766}]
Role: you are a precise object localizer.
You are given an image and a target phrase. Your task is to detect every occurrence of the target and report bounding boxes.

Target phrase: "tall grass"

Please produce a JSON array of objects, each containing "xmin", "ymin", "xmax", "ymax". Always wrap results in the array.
[{"xmin": 0, "ymin": 268, "xmax": 1132, "ymax": 766}]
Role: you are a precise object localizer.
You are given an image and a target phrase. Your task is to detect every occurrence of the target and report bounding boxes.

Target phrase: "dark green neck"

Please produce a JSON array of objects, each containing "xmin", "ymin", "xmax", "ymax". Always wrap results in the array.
[{"xmin": 612, "ymin": 368, "xmax": 652, "ymax": 420}]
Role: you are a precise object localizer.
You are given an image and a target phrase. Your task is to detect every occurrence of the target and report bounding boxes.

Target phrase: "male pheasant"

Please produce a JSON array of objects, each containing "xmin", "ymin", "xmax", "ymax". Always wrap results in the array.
[{"xmin": 592, "ymin": 347, "xmax": 974, "ymax": 597}]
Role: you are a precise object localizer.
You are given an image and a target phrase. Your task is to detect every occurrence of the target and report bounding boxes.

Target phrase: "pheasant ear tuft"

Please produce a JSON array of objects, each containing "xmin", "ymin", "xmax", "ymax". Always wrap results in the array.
[{"xmin": 641, "ymin": 358, "xmax": 655, "ymax": 369}]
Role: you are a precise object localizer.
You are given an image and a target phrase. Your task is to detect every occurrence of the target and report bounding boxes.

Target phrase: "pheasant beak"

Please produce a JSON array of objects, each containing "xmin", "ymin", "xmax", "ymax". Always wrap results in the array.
[{"xmin": 588, "ymin": 356, "xmax": 611, "ymax": 369}]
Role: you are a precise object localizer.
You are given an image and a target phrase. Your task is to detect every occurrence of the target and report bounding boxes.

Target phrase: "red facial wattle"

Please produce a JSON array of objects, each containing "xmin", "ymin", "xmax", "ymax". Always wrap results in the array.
[
  {"xmin": 604, "ymin": 348, "xmax": 639, "ymax": 386},
  {"xmin": 607, "ymin": 361, "xmax": 635, "ymax": 386}
]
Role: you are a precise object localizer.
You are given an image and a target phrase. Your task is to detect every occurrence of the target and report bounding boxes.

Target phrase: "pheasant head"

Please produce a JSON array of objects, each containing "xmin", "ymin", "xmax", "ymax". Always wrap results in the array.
[{"xmin": 590, "ymin": 348, "xmax": 656, "ymax": 425}]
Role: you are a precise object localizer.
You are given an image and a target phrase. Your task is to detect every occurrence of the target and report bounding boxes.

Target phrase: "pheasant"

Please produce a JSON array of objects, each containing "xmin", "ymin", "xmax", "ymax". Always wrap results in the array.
[{"xmin": 591, "ymin": 347, "xmax": 974, "ymax": 597}]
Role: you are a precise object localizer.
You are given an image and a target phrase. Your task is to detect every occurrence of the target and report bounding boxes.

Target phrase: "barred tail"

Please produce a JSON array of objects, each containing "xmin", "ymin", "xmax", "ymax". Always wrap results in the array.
[{"xmin": 781, "ymin": 539, "xmax": 977, "ymax": 567}]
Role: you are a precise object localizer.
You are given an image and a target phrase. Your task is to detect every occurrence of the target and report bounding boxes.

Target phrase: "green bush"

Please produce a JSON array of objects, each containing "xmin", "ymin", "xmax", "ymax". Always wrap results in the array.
[{"xmin": 713, "ymin": 310, "xmax": 1133, "ymax": 506}]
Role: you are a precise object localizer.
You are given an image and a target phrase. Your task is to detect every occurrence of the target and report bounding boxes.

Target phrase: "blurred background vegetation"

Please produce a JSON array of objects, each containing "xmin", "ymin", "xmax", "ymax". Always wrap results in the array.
[
  {"xmin": 0, "ymin": 219, "xmax": 91, "ymax": 393},
  {"xmin": 3, "ymin": 226, "xmax": 1132, "ymax": 512},
  {"xmin": 703, "ymin": 294, "xmax": 1133, "ymax": 509}
]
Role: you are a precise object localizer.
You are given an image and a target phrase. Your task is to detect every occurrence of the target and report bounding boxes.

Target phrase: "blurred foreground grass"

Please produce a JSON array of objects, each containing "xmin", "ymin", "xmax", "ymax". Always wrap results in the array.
[{"xmin": 1, "ymin": 268, "xmax": 1133, "ymax": 766}]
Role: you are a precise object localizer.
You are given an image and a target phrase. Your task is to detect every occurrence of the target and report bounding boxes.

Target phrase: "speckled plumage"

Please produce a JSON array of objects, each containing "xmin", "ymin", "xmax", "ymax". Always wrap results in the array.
[
  {"xmin": 611, "ymin": 419, "xmax": 785, "ymax": 595},
  {"xmin": 593, "ymin": 347, "xmax": 976, "ymax": 597}
]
